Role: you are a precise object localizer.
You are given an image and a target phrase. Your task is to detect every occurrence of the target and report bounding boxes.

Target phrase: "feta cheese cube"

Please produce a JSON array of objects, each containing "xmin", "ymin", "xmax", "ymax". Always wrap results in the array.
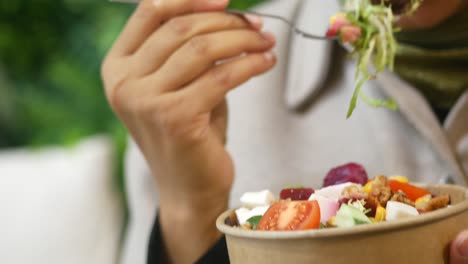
[
  {"xmin": 240, "ymin": 190, "xmax": 276, "ymax": 208},
  {"xmin": 235, "ymin": 205, "xmax": 270, "ymax": 226},
  {"xmin": 235, "ymin": 208, "xmax": 251, "ymax": 226},
  {"xmin": 385, "ymin": 201, "xmax": 419, "ymax": 221}
]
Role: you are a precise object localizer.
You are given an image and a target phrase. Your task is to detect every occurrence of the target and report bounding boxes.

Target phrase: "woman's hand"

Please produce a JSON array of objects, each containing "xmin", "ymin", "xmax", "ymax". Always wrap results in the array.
[
  {"xmin": 450, "ymin": 230, "xmax": 468, "ymax": 264},
  {"xmin": 398, "ymin": 0, "xmax": 467, "ymax": 30},
  {"xmin": 101, "ymin": 0, "xmax": 276, "ymax": 262}
]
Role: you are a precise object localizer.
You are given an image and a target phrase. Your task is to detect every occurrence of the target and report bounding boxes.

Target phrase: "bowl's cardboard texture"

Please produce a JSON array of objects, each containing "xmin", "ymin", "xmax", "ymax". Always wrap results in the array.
[{"xmin": 217, "ymin": 184, "xmax": 468, "ymax": 264}]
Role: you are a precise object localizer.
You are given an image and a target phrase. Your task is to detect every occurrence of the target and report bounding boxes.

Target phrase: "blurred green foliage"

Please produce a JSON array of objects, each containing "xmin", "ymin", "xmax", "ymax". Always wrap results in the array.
[
  {"xmin": 0, "ymin": 0, "xmax": 265, "ymax": 207},
  {"xmin": 230, "ymin": 0, "xmax": 266, "ymax": 9},
  {"xmin": 0, "ymin": 0, "xmax": 264, "ymax": 149},
  {"xmin": 0, "ymin": 0, "xmax": 132, "ymax": 148}
]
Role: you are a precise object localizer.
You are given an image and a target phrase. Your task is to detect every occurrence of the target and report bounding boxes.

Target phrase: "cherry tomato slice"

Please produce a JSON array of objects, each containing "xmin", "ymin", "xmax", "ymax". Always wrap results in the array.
[
  {"xmin": 387, "ymin": 180, "xmax": 431, "ymax": 201},
  {"xmin": 257, "ymin": 200, "xmax": 320, "ymax": 231}
]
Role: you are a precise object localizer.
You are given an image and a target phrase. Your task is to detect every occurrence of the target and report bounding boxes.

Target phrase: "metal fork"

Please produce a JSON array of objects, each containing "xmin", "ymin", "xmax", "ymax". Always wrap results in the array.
[
  {"xmin": 110, "ymin": 0, "xmax": 336, "ymax": 41},
  {"xmin": 227, "ymin": 9, "xmax": 335, "ymax": 41}
]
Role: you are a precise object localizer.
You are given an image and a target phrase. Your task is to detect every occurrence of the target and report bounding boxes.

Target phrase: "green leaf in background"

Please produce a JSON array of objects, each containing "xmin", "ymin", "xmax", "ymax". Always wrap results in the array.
[
  {"xmin": 229, "ymin": 0, "xmax": 265, "ymax": 9},
  {"xmin": 0, "ymin": 0, "xmax": 133, "ymax": 149}
]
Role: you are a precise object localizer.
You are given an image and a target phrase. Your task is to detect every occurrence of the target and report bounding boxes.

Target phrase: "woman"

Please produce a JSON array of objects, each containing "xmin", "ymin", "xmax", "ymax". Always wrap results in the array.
[{"xmin": 101, "ymin": 0, "xmax": 468, "ymax": 263}]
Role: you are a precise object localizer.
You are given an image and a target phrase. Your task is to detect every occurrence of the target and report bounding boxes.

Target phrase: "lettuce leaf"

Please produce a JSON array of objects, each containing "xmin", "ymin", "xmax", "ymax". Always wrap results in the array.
[{"xmin": 341, "ymin": 0, "xmax": 423, "ymax": 118}]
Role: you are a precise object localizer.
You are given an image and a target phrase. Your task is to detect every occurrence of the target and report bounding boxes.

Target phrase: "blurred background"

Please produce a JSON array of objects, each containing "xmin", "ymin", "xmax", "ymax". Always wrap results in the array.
[
  {"xmin": 0, "ymin": 0, "xmax": 264, "ymax": 200},
  {"xmin": 0, "ymin": 0, "xmax": 264, "ymax": 263}
]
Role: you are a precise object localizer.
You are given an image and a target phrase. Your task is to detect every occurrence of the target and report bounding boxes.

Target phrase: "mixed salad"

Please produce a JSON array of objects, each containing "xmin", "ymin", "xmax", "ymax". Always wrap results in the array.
[
  {"xmin": 235, "ymin": 163, "xmax": 450, "ymax": 231},
  {"xmin": 326, "ymin": 0, "xmax": 424, "ymax": 118}
]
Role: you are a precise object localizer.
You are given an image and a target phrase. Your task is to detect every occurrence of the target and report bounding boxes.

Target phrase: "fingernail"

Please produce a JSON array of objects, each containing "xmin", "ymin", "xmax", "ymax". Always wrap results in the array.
[
  {"xmin": 264, "ymin": 51, "xmax": 275, "ymax": 62},
  {"xmin": 456, "ymin": 233, "xmax": 468, "ymax": 257},
  {"xmin": 261, "ymin": 31, "xmax": 276, "ymax": 43},
  {"xmin": 244, "ymin": 14, "xmax": 263, "ymax": 30}
]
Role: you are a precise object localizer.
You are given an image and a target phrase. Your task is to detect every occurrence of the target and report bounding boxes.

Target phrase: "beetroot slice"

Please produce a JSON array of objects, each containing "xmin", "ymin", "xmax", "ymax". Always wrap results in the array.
[
  {"xmin": 280, "ymin": 188, "xmax": 315, "ymax": 201},
  {"xmin": 323, "ymin": 163, "xmax": 368, "ymax": 187}
]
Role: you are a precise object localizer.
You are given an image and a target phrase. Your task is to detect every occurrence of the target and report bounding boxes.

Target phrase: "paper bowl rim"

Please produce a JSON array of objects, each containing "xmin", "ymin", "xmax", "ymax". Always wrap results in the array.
[{"xmin": 216, "ymin": 184, "xmax": 468, "ymax": 239}]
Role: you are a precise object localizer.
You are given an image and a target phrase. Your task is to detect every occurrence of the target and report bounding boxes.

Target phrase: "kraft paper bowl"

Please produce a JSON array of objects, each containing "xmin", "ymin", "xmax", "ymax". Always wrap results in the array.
[{"xmin": 216, "ymin": 184, "xmax": 468, "ymax": 264}]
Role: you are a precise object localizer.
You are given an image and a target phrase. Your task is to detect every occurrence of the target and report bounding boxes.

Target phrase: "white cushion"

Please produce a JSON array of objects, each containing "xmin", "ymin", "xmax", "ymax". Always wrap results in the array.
[{"xmin": 0, "ymin": 136, "xmax": 124, "ymax": 264}]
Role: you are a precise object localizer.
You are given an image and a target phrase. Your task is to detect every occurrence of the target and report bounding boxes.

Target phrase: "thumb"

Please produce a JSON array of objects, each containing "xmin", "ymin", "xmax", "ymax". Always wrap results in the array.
[{"xmin": 450, "ymin": 230, "xmax": 468, "ymax": 264}]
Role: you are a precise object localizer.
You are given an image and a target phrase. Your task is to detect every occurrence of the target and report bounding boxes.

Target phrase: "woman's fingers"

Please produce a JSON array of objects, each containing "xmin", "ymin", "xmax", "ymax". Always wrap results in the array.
[
  {"xmin": 133, "ymin": 51, "xmax": 276, "ymax": 142},
  {"xmin": 111, "ymin": 0, "xmax": 229, "ymax": 56},
  {"xmin": 147, "ymin": 29, "xmax": 276, "ymax": 93},
  {"xmin": 180, "ymin": 51, "xmax": 276, "ymax": 113},
  {"xmin": 450, "ymin": 230, "xmax": 468, "ymax": 264},
  {"xmin": 132, "ymin": 12, "xmax": 258, "ymax": 76}
]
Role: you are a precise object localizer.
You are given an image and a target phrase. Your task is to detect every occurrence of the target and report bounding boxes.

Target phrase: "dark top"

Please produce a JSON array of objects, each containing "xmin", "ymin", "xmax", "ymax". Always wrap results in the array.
[{"xmin": 147, "ymin": 214, "xmax": 229, "ymax": 264}]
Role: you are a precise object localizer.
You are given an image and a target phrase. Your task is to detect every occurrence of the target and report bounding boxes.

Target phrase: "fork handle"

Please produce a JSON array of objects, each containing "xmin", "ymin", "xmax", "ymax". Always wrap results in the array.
[
  {"xmin": 227, "ymin": 9, "xmax": 333, "ymax": 40},
  {"xmin": 109, "ymin": 0, "xmax": 334, "ymax": 41}
]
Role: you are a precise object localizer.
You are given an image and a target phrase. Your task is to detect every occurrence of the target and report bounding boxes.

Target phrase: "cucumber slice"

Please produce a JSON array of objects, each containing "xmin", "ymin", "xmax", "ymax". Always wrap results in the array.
[{"xmin": 334, "ymin": 204, "xmax": 371, "ymax": 228}]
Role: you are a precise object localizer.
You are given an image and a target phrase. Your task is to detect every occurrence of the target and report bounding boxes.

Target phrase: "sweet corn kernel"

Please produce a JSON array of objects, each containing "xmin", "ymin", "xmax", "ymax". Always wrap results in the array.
[
  {"xmin": 389, "ymin": 175, "xmax": 409, "ymax": 183},
  {"xmin": 327, "ymin": 216, "xmax": 336, "ymax": 227},
  {"xmin": 415, "ymin": 194, "xmax": 431, "ymax": 204},
  {"xmin": 415, "ymin": 194, "xmax": 432, "ymax": 210},
  {"xmin": 375, "ymin": 205, "xmax": 386, "ymax": 222},
  {"xmin": 364, "ymin": 181, "xmax": 373, "ymax": 194}
]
